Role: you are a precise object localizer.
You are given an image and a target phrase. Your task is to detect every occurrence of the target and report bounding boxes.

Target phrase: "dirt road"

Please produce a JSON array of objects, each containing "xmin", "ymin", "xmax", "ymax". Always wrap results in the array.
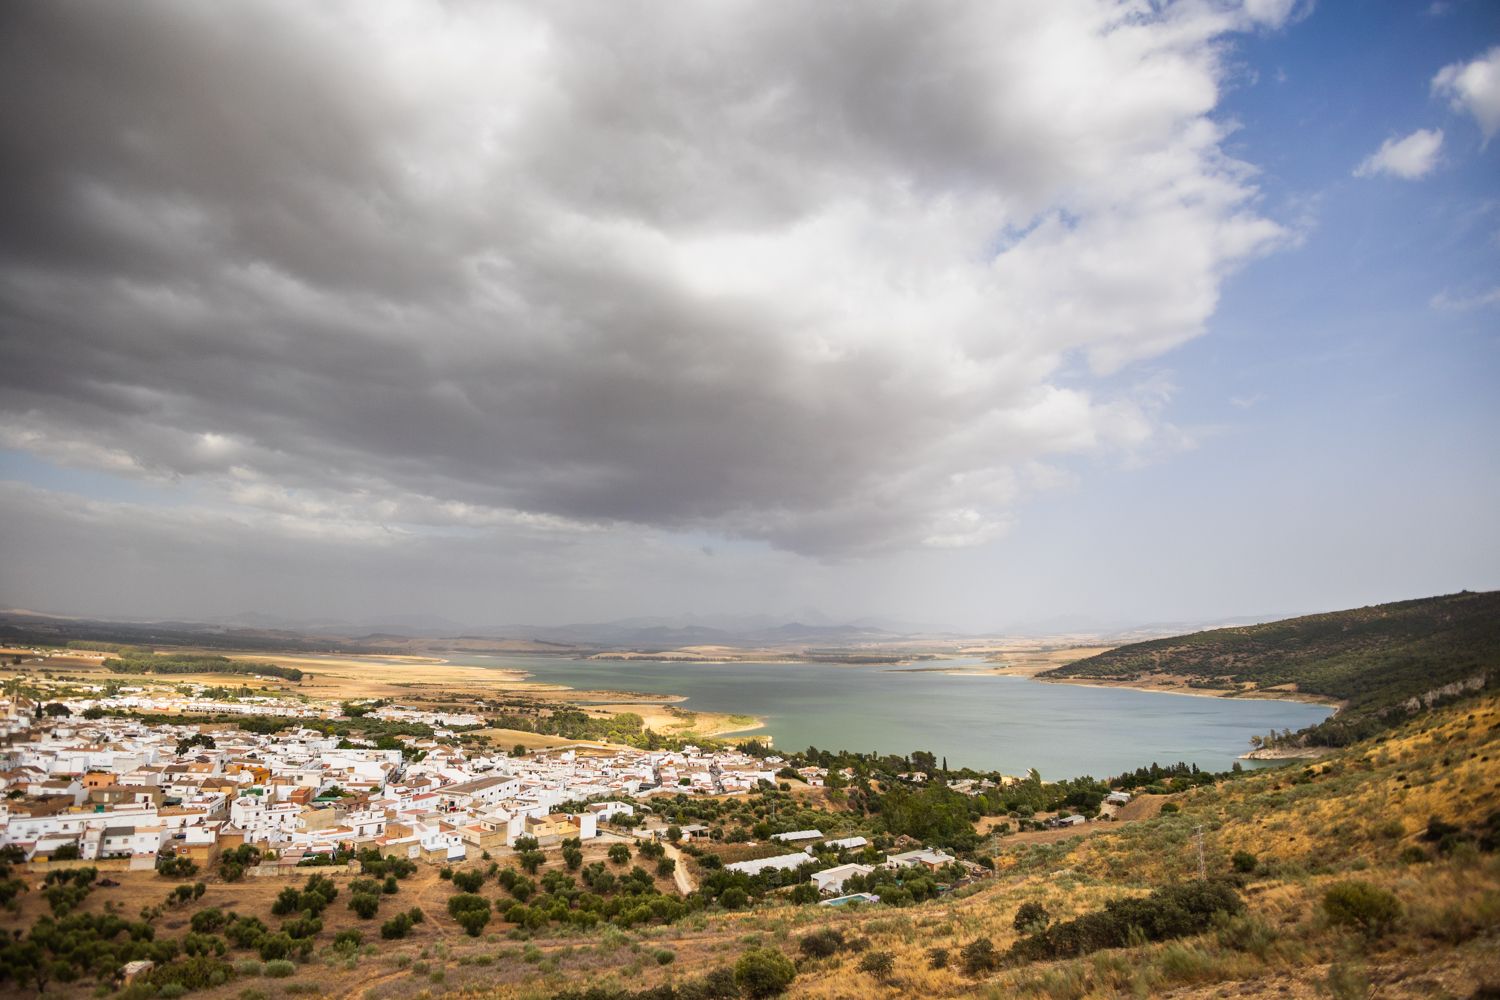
[{"xmin": 662, "ymin": 842, "xmax": 696, "ymax": 896}]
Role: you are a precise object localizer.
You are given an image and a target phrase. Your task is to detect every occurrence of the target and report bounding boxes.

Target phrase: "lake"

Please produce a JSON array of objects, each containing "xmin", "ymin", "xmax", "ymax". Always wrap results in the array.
[{"xmin": 447, "ymin": 653, "xmax": 1334, "ymax": 778}]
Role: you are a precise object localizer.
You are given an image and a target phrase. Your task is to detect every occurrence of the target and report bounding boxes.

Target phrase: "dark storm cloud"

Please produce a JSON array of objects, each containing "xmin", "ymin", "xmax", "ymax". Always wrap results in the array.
[{"xmin": 0, "ymin": 1, "xmax": 1289, "ymax": 556}]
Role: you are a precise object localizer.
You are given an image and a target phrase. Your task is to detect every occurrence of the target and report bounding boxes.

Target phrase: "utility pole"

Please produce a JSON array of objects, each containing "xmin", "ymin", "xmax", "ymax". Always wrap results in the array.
[{"xmin": 1193, "ymin": 824, "xmax": 1206, "ymax": 879}]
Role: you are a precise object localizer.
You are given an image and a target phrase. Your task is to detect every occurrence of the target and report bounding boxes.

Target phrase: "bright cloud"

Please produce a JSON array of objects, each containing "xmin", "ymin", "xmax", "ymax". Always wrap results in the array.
[
  {"xmin": 1353, "ymin": 129, "xmax": 1445, "ymax": 179},
  {"xmin": 1433, "ymin": 45, "xmax": 1500, "ymax": 141}
]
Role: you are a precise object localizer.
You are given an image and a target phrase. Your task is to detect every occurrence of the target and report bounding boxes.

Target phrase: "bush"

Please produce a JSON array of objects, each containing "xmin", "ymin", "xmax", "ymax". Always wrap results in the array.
[
  {"xmin": 190, "ymin": 908, "xmax": 227, "ymax": 933},
  {"xmin": 1322, "ymin": 881, "xmax": 1401, "ymax": 937},
  {"xmin": 1231, "ymin": 850, "xmax": 1258, "ymax": 874},
  {"xmin": 734, "ymin": 948, "xmax": 797, "ymax": 998},
  {"xmin": 456, "ymin": 909, "xmax": 491, "ymax": 936},
  {"xmin": 798, "ymin": 928, "xmax": 845, "ymax": 958},
  {"xmin": 1013, "ymin": 901, "xmax": 1049, "ymax": 932},
  {"xmin": 1422, "ymin": 816, "xmax": 1462, "ymax": 843},
  {"xmin": 281, "ymin": 915, "xmax": 322, "ymax": 940},
  {"xmin": 447, "ymin": 893, "xmax": 490, "ymax": 917},
  {"xmin": 927, "ymin": 947, "xmax": 948, "ymax": 969},
  {"xmin": 788, "ymin": 883, "xmax": 819, "ymax": 905},
  {"xmin": 1399, "ymin": 846, "xmax": 1429, "ymax": 864},
  {"xmin": 349, "ymin": 893, "xmax": 380, "ymax": 919},
  {"xmin": 858, "ymin": 951, "xmax": 895, "ymax": 982},
  {"xmin": 146, "ymin": 955, "xmax": 234, "ymax": 991},
  {"xmin": 264, "ymin": 959, "xmax": 296, "ymax": 978},
  {"xmin": 960, "ymin": 938, "xmax": 1000, "ymax": 976},
  {"xmin": 258, "ymin": 933, "xmax": 295, "ymax": 961},
  {"xmin": 1010, "ymin": 880, "xmax": 1244, "ymax": 962},
  {"xmin": 380, "ymin": 913, "xmax": 413, "ymax": 940},
  {"xmin": 225, "ymin": 915, "xmax": 269, "ymax": 949},
  {"xmin": 450, "ymin": 869, "xmax": 484, "ymax": 893},
  {"xmin": 157, "ymin": 852, "xmax": 199, "ymax": 878},
  {"xmin": 1160, "ymin": 802, "xmax": 1180, "ymax": 814},
  {"xmin": 447, "ymin": 892, "xmax": 492, "ymax": 938}
]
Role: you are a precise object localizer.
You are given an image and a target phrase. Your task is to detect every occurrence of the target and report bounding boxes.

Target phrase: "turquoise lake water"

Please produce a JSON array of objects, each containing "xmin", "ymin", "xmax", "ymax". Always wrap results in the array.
[{"xmin": 447, "ymin": 653, "xmax": 1333, "ymax": 778}]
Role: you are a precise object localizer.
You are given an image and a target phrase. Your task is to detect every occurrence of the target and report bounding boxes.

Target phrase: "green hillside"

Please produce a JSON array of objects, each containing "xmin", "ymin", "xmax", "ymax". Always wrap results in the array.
[{"xmin": 1041, "ymin": 591, "xmax": 1500, "ymax": 747}]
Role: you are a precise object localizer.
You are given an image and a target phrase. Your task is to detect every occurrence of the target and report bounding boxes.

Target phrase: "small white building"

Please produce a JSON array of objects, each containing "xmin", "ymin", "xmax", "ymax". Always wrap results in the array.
[
  {"xmin": 811, "ymin": 862, "xmax": 874, "ymax": 895},
  {"xmin": 884, "ymin": 848, "xmax": 957, "ymax": 871}
]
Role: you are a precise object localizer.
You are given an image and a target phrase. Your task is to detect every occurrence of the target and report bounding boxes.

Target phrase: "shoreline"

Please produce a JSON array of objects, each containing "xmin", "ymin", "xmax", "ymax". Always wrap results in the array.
[
  {"xmin": 1034, "ymin": 676, "xmax": 1344, "ymax": 710},
  {"xmin": 1238, "ymin": 744, "xmax": 1336, "ymax": 761}
]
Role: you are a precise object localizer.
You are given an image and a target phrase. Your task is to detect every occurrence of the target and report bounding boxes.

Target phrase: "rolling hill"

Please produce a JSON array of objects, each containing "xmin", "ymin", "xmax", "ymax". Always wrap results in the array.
[{"xmin": 1041, "ymin": 591, "xmax": 1500, "ymax": 747}]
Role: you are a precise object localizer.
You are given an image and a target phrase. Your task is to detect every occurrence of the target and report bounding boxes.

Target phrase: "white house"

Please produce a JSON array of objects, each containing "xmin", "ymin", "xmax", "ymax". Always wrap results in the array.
[
  {"xmin": 885, "ymin": 848, "xmax": 957, "ymax": 871},
  {"xmin": 811, "ymin": 862, "xmax": 874, "ymax": 895}
]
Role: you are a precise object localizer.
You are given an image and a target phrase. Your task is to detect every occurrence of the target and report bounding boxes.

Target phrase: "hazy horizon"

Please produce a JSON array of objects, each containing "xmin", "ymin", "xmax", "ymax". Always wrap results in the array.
[{"xmin": 2, "ymin": 3, "xmax": 1497, "ymax": 632}]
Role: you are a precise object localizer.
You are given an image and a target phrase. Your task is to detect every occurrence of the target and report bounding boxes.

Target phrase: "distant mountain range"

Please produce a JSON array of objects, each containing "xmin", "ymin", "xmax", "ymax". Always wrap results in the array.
[
  {"xmin": 0, "ymin": 607, "xmax": 932, "ymax": 652},
  {"xmin": 0, "ymin": 603, "xmax": 1306, "ymax": 654}
]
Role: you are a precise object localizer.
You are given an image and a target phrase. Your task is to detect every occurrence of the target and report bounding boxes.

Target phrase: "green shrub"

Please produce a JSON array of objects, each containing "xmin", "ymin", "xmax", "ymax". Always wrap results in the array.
[
  {"xmin": 349, "ymin": 892, "xmax": 380, "ymax": 919},
  {"xmin": 1014, "ymin": 901, "xmax": 1049, "ymax": 932},
  {"xmin": 1010, "ymin": 880, "xmax": 1244, "ymax": 961},
  {"xmin": 281, "ymin": 915, "xmax": 322, "ymax": 940},
  {"xmin": 797, "ymin": 928, "xmax": 845, "ymax": 958},
  {"xmin": 1322, "ymin": 881, "xmax": 1401, "ymax": 936},
  {"xmin": 961, "ymin": 938, "xmax": 1000, "ymax": 976},
  {"xmin": 263, "ymin": 960, "xmax": 296, "ymax": 978},
  {"xmin": 456, "ymin": 909, "xmax": 491, "ymax": 937},
  {"xmin": 927, "ymin": 947, "xmax": 949, "ymax": 969},
  {"xmin": 258, "ymin": 933, "xmax": 295, "ymax": 961},
  {"xmin": 734, "ymin": 948, "xmax": 797, "ymax": 998},
  {"xmin": 450, "ymin": 869, "xmax": 485, "ymax": 892},
  {"xmin": 1231, "ymin": 851, "xmax": 1258, "ymax": 874},
  {"xmin": 858, "ymin": 950, "xmax": 895, "ymax": 982},
  {"xmin": 190, "ymin": 908, "xmax": 227, "ymax": 934}
]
